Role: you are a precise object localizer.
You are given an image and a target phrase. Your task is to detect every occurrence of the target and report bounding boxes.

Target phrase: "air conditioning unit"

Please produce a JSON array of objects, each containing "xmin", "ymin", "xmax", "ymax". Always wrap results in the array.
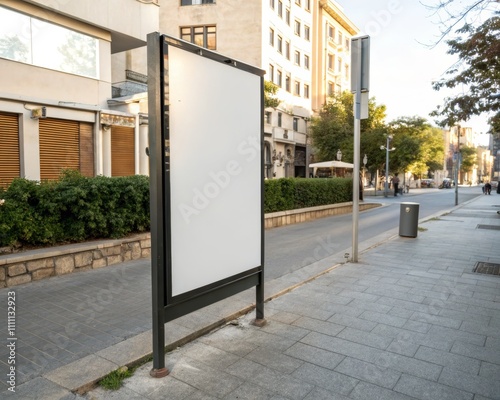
[{"xmin": 31, "ymin": 107, "xmax": 46, "ymax": 119}]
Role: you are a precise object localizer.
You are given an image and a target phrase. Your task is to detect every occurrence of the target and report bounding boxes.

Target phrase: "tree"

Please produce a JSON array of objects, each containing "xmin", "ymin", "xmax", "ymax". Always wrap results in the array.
[
  {"xmin": 428, "ymin": 2, "xmax": 499, "ymax": 130},
  {"xmin": 264, "ymin": 80, "xmax": 280, "ymax": 109},
  {"xmin": 310, "ymin": 91, "xmax": 387, "ymax": 163},
  {"xmin": 459, "ymin": 145, "xmax": 477, "ymax": 174},
  {"xmin": 389, "ymin": 117, "xmax": 445, "ymax": 178}
]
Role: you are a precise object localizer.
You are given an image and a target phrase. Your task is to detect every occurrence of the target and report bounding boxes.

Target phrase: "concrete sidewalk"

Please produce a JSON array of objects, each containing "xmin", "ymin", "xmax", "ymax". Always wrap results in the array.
[{"xmin": 2, "ymin": 189, "xmax": 500, "ymax": 399}]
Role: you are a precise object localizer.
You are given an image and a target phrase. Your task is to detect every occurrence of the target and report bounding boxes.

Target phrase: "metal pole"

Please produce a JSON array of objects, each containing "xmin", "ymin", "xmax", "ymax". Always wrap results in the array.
[
  {"xmin": 455, "ymin": 126, "xmax": 460, "ymax": 206},
  {"xmin": 384, "ymin": 135, "xmax": 389, "ymax": 197},
  {"xmin": 353, "ymin": 117, "xmax": 360, "ymax": 262}
]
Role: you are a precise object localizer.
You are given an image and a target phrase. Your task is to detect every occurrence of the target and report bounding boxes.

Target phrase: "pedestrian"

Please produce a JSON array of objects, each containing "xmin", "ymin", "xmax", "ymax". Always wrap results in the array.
[
  {"xmin": 392, "ymin": 173, "xmax": 400, "ymax": 196},
  {"xmin": 485, "ymin": 182, "xmax": 492, "ymax": 195}
]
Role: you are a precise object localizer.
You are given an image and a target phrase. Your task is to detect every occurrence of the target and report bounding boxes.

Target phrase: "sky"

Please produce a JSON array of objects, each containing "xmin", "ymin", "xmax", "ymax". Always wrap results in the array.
[{"xmin": 337, "ymin": 0, "xmax": 492, "ymax": 144}]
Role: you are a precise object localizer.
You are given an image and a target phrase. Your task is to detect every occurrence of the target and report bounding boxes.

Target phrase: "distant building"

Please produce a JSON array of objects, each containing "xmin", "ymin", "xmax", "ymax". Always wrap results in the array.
[{"xmin": 444, "ymin": 125, "xmax": 493, "ymax": 184}]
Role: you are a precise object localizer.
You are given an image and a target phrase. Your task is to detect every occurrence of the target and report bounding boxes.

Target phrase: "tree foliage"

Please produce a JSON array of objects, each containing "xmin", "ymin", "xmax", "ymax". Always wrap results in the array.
[
  {"xmin": 264, "ymin": 80, "xmax": 281, "ymax": 109},
  {"xmin": 429, "ymin": 1, "xmax": 499, "ymax": 130},
  {"xmin": 389, "ymin": 117, "xmax": 445, "ymax": 177},
  {"xmin": 310, "ymin": 91, "xmax": 387, "ymax": 164},
  {"xmin": 459, "ymin": 145, "xmax": 478, "ymax": 173}
]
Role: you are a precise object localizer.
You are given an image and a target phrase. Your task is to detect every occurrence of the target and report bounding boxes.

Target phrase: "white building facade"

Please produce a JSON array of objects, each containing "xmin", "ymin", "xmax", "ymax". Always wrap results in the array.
[
  {"xmin": 0, "ymin": 0, "xmax": 158, "ymax": 186},
  {"xmin": 158, "ymin": 0, "xmax": 357, "ymax": 179}
]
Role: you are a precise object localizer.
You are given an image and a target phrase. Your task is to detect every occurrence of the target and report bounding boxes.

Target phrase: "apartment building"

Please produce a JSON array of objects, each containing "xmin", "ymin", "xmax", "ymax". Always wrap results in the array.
[
  {"xmin": 312, "ymin": 0, "xmax": 358, "ymax": 112},
  {"xmin": 444, "ymin": 126, "xmax": 492, "ymax": 184},
  {"xmin": 0, "ymin": 0, "xmax": 158, "ymax": 186},
  {"xmin": 155, "ymin": 0, "xmax": 358, "ymax": 178}
]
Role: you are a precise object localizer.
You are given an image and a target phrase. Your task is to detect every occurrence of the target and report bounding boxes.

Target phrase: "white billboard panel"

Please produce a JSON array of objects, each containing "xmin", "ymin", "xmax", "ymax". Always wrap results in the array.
[{"xmin": 167, "ymin": 45, "xmax": 262, "ymax": 297}]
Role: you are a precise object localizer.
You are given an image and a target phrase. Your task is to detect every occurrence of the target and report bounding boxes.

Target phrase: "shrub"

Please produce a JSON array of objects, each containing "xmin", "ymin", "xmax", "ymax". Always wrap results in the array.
[
  {"xmin": 264, "ymin": 177, "xmax": 352, "ymax": 213},
  {"xmin": 0, "ymin": 174, "xmax": 352, "ymax": 248},
  {"xmin": 0, "ymin": 172, "xmax": 150, "ymax": 247}
]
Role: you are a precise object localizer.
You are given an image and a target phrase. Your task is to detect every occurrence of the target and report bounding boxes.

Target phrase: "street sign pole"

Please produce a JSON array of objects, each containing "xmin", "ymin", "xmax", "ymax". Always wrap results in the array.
[{"xmin": 351, "ymin": 36, "xmax": 370, "ymax": 263}]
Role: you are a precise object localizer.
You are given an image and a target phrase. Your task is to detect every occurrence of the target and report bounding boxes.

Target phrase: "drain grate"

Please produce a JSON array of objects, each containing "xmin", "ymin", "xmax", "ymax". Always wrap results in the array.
[
  {"xmin": 473, "ymin": 262, "xmax": 500, "ymax": 276},
  {"xmin": 477, "ymin": 224, "xmax": 500, "ymax": 230}
]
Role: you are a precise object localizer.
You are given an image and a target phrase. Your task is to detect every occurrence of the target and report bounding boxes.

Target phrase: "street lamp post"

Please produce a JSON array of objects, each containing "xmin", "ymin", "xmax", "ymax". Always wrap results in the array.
[{"xmin": 380, "ymin": 135, "xmax": 395, "ymax": 197}]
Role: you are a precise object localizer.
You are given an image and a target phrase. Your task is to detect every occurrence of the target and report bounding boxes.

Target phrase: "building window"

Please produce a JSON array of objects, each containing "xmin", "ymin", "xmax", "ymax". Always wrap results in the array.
[
  {"xmin": 338, "ymin": 31, "xmax": 343, "ymax": 46},
  {"xmin": 277, "ymin": 35, "xmax": 283, "ymax": 53},
  {"xmin": 345, "ymin": 64, "xmax": 349, "ymax": 80},
  {"xmin": 295, "ymin": 0, "xmax": 301, "ymax": 6},
  {"xmin": 0, "ymin": 6, "xmax": 99, "ymax": 78},
  {"xmin": 181, "ymin": 0, "xmax": 215, "ymax": 4},
  {"xmin": 345, "ymin": 38, "xmax": 350, "ymax": 51},
  {"xmin": 286, "ymin": 8, "xmax": 290, "ymax": 25},
  {"xmin": 278, "ymin": 0, "xmax": 283, "ymax": 17},
  {"xmin": 305, "ymin": 0, "xmax": 311, "ymax": 11},
  {"xmin": 328, "ymin": 81, "xmax": 334, "ymax": 95},
  {"xmin": 277, "ymin": 70, "xmax": 282, "ymax": 87},
  {"xmin": 278, "ymin": 112, "xmax": 282, "ymax": 127},
  {"xmin": 285, "ymin": 74, "xmax": 291, "ymax": 92},
  {"xmin": 294, "ymin": 20, "xmax": 301, "ymax": 36},
  {"xmin": 265, "ymin": 111, "xmax": 271, "ymax": 124},
  {"xmin": 328, "ymin": 54, "xmax": 334, "ymax": 70},
  {"xmin": 304, "ymin": 25, "xmax": 310, "ymax": 41},
  {"xmin": 338, "ymin": 58, "xmax": 342, "ymax": 72},
  {"xmin": 328, "ymin": 25, "xmax": 335, "ymax": 39},
  {"xmin": 293, "ymin": 117, "xmax": 299, "ymax": 131},
  {"xmin": 294, "ymin": 81, "xmax": 300, "ymax": 96},
  {"xmin": 294, "ymin": 50, "xmax": 300, "ymax": 66},
  {"xmin": 304, "ymin": 84, "xmax": 309, "ymax": 99},
  {"xmin": 285, "ymin": 41, "xmax": 290, "ymax": 60},
  {"xmin": 269, "ymin": 64, "xmax": 274, "ymax": 82},
  {"xmin": 270, "ymin": 0, "xmax": 275, "ymax": 9},
  {"xmin": 336, "ymin": 83, "xmax": 341, "ymax": 93},
  {"xmin": 269, "ymin": 28, "xmax": 274, "ymax": 46},
  {"xmin": 304, "ymin": 54, "xmax": 310, "ymax": 70},
  {"xmin": 181, "ymin": 25, "xmax": 216, "ymax": 50}
]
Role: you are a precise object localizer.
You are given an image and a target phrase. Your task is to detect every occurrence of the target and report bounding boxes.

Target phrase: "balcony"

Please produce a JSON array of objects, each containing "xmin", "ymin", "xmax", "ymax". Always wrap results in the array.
[
  {"xmin": 273, "ymin": 127, "xmax": 294, "ymax": 143},
  {"xmin": 328, "ymin": 36, "xmax": 338, "ymax": 49}
]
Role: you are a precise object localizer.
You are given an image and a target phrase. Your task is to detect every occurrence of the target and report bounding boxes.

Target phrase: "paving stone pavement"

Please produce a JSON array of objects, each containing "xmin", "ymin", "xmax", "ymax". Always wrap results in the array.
[{"xmin": 1, "ymin": 188, "xmax": 500, "ymax": 399}]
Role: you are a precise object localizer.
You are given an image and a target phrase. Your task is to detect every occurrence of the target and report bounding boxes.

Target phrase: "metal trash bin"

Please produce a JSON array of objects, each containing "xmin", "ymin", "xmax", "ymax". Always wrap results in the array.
[{"xmin": 399, "ymin": 202, "xmax": 419, "ymax": 237}]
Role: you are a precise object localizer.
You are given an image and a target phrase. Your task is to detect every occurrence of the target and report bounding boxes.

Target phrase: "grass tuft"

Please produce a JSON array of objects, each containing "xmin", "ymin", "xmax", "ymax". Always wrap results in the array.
[{"xmin": 99, "ymin": 366, "xmax": 134, "ymax": 390}]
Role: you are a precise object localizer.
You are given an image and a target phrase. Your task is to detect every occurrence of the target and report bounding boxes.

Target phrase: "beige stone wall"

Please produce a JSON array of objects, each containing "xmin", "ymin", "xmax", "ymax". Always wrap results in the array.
[{"xmin": 0, "ymin": 234, "xmax": 151, "ymax": 288}]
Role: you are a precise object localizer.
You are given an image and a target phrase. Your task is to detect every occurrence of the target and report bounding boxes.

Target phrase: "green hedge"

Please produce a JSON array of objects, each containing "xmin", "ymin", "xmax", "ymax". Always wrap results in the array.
[
  {"xmin": 0, "ymin": 174, "xmax": 352, "ymax": 247},
  {"xmin": 264, "ymin": 177, "xmax": 352, "ymax": 213},
  {"xmin": 0, "ymin": 171, "xmax": 150, "ymax": 247}
]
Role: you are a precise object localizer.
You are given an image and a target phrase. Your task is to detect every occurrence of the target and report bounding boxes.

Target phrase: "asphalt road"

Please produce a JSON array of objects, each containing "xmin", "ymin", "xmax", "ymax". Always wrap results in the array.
[{"xmin": 264, "ymin": 186, "xmax": 483, "ymax": 280}]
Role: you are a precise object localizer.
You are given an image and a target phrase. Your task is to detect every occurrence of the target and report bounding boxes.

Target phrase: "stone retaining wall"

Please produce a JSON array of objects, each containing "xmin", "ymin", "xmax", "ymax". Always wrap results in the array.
[
  {"xmin": 0, "ymin": 202, "xmax": 380, "ymax": 288},
  {"xmin": 0, "ymin": 234, "xmax": 151, "ymax": 288},
  {"xmin": 265, "ymin": 202, "xmax": 380, "ymax": 229}
]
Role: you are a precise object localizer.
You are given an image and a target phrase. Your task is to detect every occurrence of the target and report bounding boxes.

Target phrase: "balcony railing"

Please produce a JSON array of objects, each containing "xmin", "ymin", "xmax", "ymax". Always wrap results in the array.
[{"xmin": 273, "ymin": 127, "xmax": 294, "ymax": 142}]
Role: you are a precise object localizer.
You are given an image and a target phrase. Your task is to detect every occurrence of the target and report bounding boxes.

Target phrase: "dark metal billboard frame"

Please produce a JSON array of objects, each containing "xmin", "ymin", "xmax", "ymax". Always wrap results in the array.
[{"xmin": 147, "ymin": 32, "xmax": 265, "ymax": 377}]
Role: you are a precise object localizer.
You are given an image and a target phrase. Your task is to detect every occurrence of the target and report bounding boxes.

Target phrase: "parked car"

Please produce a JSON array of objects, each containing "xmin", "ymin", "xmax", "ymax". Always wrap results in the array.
[
  {"xmin": 439, "ymin": 178, "xmax": 454, "ymax": 189},
  {"xmin": 420, "ymin": 179, "xmax": 435, "ymax": 188}
]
